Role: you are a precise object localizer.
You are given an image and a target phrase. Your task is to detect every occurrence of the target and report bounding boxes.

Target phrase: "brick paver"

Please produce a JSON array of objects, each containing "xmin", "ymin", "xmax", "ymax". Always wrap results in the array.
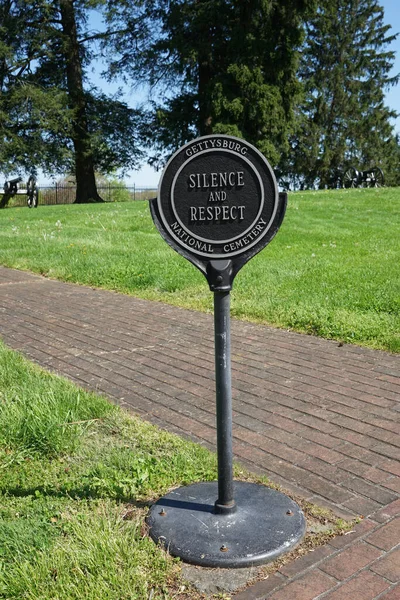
[
  {"xmin": 266, "ymin": 570, "xmax": 335, "ymax": 600},
  {"xmin": 380, "ymin": 587, "xmax": 400, "ymax": 599},
  {"xmin": 366, "ymin": 518, "xmax": 400, "ymax": 551},
  {"xmin": 370, "ymin": 548, "xmax": 400, "ymax": 583},
  {"xmin": 320, "ymin": 570, "xmax": 390, "ymax": 600},
  {"xmin": 0, "ymin": 266, "xmax": 399, "ymax": 600},
  {"xmin": 318, "ymin": 542, "xmax": 383, "ymax": 581}
]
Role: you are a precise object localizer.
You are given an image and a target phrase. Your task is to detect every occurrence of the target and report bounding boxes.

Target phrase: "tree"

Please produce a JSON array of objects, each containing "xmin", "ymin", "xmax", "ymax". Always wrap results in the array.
[
  {"xmin": 0, "ymin": 0, "xmax": 144, "ymax": 203},
  {"xmin": 104, "ymin": 0, "xmax": 315, "ymax": 169},
  {"xmin": 0, "ymin": 0, "xmax": 71, "ymax": 177},
  {"xmin": 283, "ymin": 0, "xmax": 399, "ymax": 189},
  {"xmin": 57, "ymin": 0, "xmax": 103, "ymax": 202}
]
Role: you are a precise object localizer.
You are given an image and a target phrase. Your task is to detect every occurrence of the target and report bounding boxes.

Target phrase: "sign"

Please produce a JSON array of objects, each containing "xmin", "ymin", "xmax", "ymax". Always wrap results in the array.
[
  {"xmin": 147, "ymin": 135, "xmax": 305, "ymax": 569},
  {"xmin": 151, "ymin": 135, "xmax": 286, "ymax": 290},
  {"xmin": 155, "ymin": 134, "xmax": 281, "ymax": 260}
]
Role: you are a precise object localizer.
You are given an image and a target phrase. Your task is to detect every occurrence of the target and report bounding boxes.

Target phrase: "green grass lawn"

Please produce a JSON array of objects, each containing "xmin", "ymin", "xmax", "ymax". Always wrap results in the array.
[
  {"xmin": 0, "ymin": 341, "xmax": 350, "ymax": 599},
  {"xmin": 0, "ymin": 340, "xmax": 215, "ymax": 599},
  {"xmin": 0, "ymin": 187, "xmax": 399, "ymax": 352}
]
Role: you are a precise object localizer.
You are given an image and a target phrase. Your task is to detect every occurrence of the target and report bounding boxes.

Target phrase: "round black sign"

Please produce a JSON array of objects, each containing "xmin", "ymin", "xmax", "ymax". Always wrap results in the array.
[{"xmin": 157, "ymin": 135, "xmax": 279, "ymax": 259}]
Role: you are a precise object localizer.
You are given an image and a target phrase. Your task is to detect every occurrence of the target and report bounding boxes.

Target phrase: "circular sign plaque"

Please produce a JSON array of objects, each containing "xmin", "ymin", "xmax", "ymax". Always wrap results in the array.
[{"xmin": 157, "ymin": 135, "xmax": 279, "ymax": 259}]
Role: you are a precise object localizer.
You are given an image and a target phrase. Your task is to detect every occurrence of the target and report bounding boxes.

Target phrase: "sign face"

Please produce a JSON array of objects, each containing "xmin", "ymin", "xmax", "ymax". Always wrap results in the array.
[{"xmin": 156, "ymin": 135, "xmax": 279, "ymax": 259}]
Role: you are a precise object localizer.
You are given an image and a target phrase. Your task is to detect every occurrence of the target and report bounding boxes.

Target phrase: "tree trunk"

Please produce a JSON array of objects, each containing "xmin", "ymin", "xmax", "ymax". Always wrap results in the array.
[
  {"xmin": 198, "ymin": 56, "xmax": 213, "ymax": 136},
  {"xmin": 197, "ymin": 0, "xmax": 213, "ymax": 137},
  {"xmin": 59, "ymin": 0, "xmax": 103, "ymax": 203}
]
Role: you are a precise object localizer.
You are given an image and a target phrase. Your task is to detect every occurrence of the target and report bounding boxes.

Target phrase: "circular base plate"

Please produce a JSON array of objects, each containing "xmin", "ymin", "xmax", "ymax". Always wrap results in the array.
[{"xmin": 147, "ymin": 481, "xmax": 306, "ymax": 568}]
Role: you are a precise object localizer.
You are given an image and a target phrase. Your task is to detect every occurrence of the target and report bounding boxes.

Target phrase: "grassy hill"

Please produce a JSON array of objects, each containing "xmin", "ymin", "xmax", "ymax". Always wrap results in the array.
[{"xmin": 1, "ymin": 187, "xmax": 399, "ymax": 352}]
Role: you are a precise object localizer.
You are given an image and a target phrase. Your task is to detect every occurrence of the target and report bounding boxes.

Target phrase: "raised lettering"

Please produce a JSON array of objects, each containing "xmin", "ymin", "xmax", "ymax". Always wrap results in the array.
[
  {"xmin": 171, "ymin": 221, "xmax": 182, "ymax": 234},
  {"xmin": 188, "ymin": 174, "xmax": 196, "ymax": 189},
  {"xmin": 188, "ymin": 204, "xmax": 245, "ymax": 222},
  {"xmin": 187, "ymin": 171, "xmax": 245, "ymax": 189},
  {"xmin": 186, "ymin": 139, "xmax": 248, "ymax": 157}
]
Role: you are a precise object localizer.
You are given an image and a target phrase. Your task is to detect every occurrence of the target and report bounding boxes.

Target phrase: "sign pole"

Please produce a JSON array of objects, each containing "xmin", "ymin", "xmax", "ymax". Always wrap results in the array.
[
  {"xmin": 214, "ymin": 290, "xmax": 236, "ymax": 515},
  {"xmin": 147, "ymin": 134, "xmax": 306, "ymax": 568}
]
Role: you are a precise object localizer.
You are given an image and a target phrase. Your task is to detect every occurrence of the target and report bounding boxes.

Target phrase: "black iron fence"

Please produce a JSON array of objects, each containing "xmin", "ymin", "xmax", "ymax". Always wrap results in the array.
[{"xmin": 1, "ymin": 184, "xmax": 157, "ymax": 208}]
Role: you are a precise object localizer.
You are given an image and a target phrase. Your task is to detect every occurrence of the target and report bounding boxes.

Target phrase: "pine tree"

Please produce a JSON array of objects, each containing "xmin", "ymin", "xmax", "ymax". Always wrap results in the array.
[
  {"xmin": 0, "ymin": 0, "xmax": 143, "ymax": 203},
  {"xmin": 0, "ymin": 1, "xmax": 71, "ymax": 177},
  {"xmin": 104, "ymin": 0, "xmax": 315, "ymax": 168},
  {"xmin": 284, "ymin": 0, "xmax": 399, "ymax": 189}
]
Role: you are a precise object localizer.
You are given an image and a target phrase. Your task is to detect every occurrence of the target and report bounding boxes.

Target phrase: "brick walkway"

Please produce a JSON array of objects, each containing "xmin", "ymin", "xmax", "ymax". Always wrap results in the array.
[{"xmin": 0, "ymin": 266, "xmax": 399, "ymax": 599}]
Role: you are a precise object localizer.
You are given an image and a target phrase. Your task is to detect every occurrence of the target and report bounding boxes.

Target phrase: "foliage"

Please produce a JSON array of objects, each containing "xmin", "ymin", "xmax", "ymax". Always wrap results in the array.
[
  {"xmin": 0, "ymin": 0, "xmax": 144, "ymax": 194},
  {"xmin": 280, "ymin": 0, "xmax": 399, "ymax": 189},
  {"xmin": 104, "ymin": 0, "xmax": 316, "ymax": 168},
  {"xmin": 0, "ymin": 188, "xmax": 399, "ymax": 353},
  {"xmin": 85, "ymin": 92, "xmax": 144, "ymax": 175},
  {"xmin": 384, "ymin": 134, "xmax": 400, "ymax": 187},
  {"xmin": 0, "ymin": 1, "xmax": 72, "ymax": 176},
  {"xmin": 94, "ymin": 173, "xmax": 134, "ymax": 202}
]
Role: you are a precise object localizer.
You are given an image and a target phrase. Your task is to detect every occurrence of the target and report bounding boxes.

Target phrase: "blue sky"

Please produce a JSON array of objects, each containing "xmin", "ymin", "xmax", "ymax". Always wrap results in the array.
[{"xmin": 42, "ymin": 1, "xmax": 400, "ymax": 187}]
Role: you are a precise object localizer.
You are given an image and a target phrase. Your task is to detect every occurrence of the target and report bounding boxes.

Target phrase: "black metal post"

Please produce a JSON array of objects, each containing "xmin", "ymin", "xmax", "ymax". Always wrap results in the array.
[{"xmin": 214, "ymin": 290, "xmax": 236, "ymax": 514}]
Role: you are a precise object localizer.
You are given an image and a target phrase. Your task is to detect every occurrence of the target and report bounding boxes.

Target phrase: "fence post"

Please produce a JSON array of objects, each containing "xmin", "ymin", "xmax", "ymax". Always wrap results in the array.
[
  {"xmin": 134, "ymin": 183, "xmax": 136, "ymax": 202},
  {"xmin": 55, "ymin": 183, "xmax": 58, "ymax": 205}
]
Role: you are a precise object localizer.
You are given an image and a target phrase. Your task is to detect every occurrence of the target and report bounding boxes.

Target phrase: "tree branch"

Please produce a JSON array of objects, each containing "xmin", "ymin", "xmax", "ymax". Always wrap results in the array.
[{"xmin": 78, "ymin": 28, "xmax": 130, "ymax": 44}]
